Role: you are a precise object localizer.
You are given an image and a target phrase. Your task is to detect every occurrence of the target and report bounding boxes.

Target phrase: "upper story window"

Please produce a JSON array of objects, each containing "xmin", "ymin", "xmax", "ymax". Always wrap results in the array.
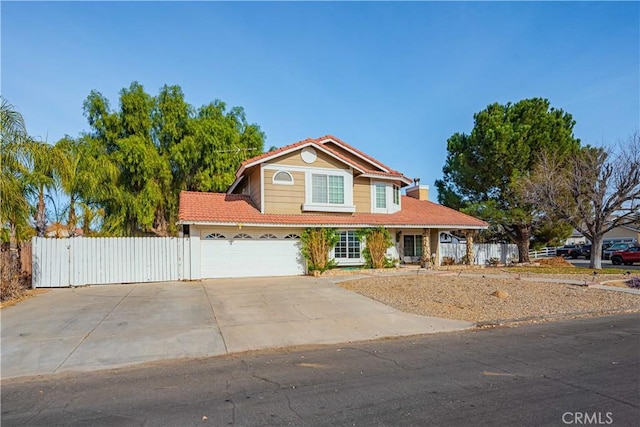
[
  {"xmin": 312, "ymin": 174, "xmax": 344, "ymax": 204},
  {"xmin": 375, "ymin": 184, "xmax": 386, "ymax": 209},
  {"xmin": 372, "ymin": 182, "xmax": 401, "ymax": 214},
  {"xmin": 273, "ymin": 171, "xmax": 294, "ymax": 185},
  {"xmin": 285, "ymin": 166, "xmax": 355, "ymax": 213}
]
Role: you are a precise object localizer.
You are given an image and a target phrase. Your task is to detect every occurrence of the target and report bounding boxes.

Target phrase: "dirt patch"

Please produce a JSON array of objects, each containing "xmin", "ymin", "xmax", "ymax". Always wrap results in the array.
[
  {"xmin": 337, "ymin": 274, "xmax": 640, "ymax": 325},
  {"xmin": 537, "ymin": 257, "xmax": 573, "ymax": 267},
  {"xmin": 0, "ymin": 288, "xmax": 49, "ymax": 309}
]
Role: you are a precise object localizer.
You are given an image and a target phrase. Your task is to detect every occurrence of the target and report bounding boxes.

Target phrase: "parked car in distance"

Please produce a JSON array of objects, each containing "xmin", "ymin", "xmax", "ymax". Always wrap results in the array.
[
  {"xmin": 581, "ymin": 244, "xmax": 592, "ymax": 259},
  {"xmin": 556, "ymin": 244, "xmax": 588, "ymax": 259},
  {"xmin": 610, "ymin": 245, "xmax": 640, "ymax": 265},
  {"xmin": 603, "ymin": 242, "xmax": 636, "ymax": 260}
]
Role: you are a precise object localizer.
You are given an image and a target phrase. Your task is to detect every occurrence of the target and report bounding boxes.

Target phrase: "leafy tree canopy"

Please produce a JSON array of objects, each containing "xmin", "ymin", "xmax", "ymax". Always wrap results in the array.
[
  {"xmin": 435, "ymin": 98, "xmax": 580, "ymax": 262},
  {"xmin": 73, "ymin": 82, "xmax": 265, "ymax": 236}
]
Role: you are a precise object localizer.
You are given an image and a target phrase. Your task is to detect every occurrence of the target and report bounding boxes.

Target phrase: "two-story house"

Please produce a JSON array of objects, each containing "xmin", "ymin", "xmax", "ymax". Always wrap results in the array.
[{"xmin": 178, "ymin": 135, "xmax": 488, "ymax": 278}]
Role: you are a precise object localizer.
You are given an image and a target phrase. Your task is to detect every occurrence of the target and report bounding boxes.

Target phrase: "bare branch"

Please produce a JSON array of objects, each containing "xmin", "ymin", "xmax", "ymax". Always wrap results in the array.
[{"xmin": 524, "ymin": 132, "xmax": 640, "ymax": 269}]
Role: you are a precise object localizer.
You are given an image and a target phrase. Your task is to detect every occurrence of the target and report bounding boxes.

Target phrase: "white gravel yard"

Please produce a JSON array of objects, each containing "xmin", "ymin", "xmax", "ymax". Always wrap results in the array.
[{"xmin": 336, "ymin": 273, "xmax": 640, "ymax": 325}]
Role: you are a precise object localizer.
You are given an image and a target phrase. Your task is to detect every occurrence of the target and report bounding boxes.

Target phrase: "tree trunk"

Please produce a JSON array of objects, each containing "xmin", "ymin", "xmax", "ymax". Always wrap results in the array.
[
  {"xmin": 512, "ymin": 224, "xmax": 531, "ymax": 263},
  {"xmin": 589, "ymin": 235, "xmax": 604, "ymax": 269},
  {"xmin": 34, "ymin": 187, "xmax": 47, "ymax": 237},
  {"xmin": 420, "ymin": 228, "xmax": 431, "ymax": 268},
  {"xmin": 464, "ymin": 232, "xmax": 475, "ymax": 265},
  {"xmin": 152, "ymin": 206, "xmax": 169, "ymax": 237},
  {"xmin": 9, "ymin": 223, "xmax": 21, "ymax": 276},
  {"xmin": 67, "ymin": 197, "xmax": 77, "ymax": 237},
  {"xmin": 82, "ymin": 211, "xmax": 91, "ymax": 237}
]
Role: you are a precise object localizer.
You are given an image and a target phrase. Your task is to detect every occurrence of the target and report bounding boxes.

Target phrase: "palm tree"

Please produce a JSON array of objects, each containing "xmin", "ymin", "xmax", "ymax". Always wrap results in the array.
[
  {"xmin": 28, "ymin": 142, "xmax": 62, "ymax": 237},
  {"xmin": 1, "ymin": 97, "xmax": 31, "ymax": 273},
  {"xmin": 55, "ymin": 136, "xmax": 117, "ymax": 236}
]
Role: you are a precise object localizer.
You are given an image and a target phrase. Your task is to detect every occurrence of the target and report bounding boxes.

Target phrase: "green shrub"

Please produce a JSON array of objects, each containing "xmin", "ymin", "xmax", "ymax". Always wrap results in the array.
[
  {"xmin": 357, "ymin": 227, "xmax": 394, "ymax": 269},
  {"xmin": 300, "ymin": 228, "xmax": 339, "ymax": 273}
]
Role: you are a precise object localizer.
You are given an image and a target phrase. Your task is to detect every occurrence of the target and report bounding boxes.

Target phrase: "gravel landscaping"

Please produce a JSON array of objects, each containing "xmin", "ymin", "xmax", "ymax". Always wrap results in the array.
[{"xmin": 337, "ymin": 271, "xmax": 640, "ymax": 325}]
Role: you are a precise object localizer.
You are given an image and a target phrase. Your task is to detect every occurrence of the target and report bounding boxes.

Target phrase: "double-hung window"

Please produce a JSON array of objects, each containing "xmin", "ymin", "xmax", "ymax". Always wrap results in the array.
[
  {"xmin": 303, "ymin": 169, "xmax": 354, "ymax": 213},
  {"xmin": 393, "ymin": 185, "xmax": 400, "ymax": 205},
  {"xmin": 334, "ymin": 231, "xmax": 361, "ymax": 261},
  {"xmin": 375, "ymin": 184, "xmax": 386, "ymax": 209},
  {"xmin": 372, "ymin": 182, "xmax": 401, "ymax": 213},
  {"xmin": 312, "ymin": 174, "xmax": 344, "ymax": 204}
]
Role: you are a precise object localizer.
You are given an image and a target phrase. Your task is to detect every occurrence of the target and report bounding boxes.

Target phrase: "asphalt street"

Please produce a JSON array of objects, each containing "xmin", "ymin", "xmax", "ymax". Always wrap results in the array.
[
  {"xmin": 568, "ymin": 258, "xmax": 640, "ymax": 271},
  {"xmin": 2, "ymin": 313, "xmax": 639, "ymax": 426}
]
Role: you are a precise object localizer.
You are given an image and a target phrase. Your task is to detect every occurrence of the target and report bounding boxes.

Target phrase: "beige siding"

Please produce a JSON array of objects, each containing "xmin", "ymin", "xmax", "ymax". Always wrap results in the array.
[
  {"xmin": 249, "ymin": 168, "xmax": 261, "ymax": 211},
  {"xmin": 604, "ymin": 227, "xmax": 640, "ymax": 241},
  {"xmin": 353, "ymin": 177, "xmax": 371, "ymax": 213},
  {"xmin": 268, "ymin": 149, "xmax": 347, "ymax": 170},
  {"xmin": 263, "ymin": 170, "xmax": 306, "ymax": 214}
]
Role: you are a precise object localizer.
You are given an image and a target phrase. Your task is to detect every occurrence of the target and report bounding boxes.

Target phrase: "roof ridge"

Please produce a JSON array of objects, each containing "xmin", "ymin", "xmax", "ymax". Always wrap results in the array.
[{"xmin": 239, "ymin": 137, "xmax": 316, "ymax": 168}]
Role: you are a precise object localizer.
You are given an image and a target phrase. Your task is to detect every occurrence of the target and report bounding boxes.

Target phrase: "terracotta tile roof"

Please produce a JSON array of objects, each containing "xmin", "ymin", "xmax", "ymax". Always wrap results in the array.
[{"xmin": 179, "ymin": 191, "xmax": 488, "ymax": 228}]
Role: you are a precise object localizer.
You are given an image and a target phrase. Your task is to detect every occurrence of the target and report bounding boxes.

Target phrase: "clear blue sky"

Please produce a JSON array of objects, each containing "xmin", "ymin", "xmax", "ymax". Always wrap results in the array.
[{"xmin": 2, "ymin": 1, "xmax": 639, "ymax": 202}]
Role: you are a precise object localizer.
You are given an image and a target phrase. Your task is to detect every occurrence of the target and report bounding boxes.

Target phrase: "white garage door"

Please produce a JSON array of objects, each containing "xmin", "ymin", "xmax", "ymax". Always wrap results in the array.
[{"xmin": 201, "ymin": 236, "xmax": 306, "ymax": 278}]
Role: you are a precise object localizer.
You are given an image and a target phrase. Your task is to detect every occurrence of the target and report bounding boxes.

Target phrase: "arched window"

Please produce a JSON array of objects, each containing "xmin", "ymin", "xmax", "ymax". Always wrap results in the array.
[
  {"xmin": 259, "ymin": 233, "xmax": 277, "ymax": 239},
  {"xmin": 203, "ymin": 233, "xmax": 226, "ymax": 239},
  {"xmin": 233, "ymin": 233, "xmax": 252, "ymax": 239},
  {"xmin": 284, "ymin": 233, "xmax": 300, "ymax": 239},
  {"xmin": 273, "ymin": 171, "xmax": 294, "ymax": 185}
]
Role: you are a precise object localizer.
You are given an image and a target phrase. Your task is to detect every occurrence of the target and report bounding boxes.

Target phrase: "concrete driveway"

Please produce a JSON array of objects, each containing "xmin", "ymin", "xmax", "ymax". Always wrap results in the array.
[{"xmin": 1, "ymin": 276, "xmax": 472, "ymax": 379}]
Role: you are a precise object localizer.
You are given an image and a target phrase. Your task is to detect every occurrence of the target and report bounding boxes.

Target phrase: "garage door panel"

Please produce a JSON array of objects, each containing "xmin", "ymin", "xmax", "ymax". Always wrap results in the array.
[{"xmin": 201, "ymin": 240, "xmax": 305, "ymax": 278}]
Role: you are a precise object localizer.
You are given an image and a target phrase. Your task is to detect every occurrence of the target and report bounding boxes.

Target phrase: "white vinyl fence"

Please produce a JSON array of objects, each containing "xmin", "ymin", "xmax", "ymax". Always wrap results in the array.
[
  {"xmin": 528, "ymin": 246, "xmax": 559, "ymax": 259},
  {"xmin": 32, "ymin": 237, "xmax": 191, "ymax": 288},
  {"xmin": 439, "ymin": 243, "xmax": 519, "ymax": 265}
]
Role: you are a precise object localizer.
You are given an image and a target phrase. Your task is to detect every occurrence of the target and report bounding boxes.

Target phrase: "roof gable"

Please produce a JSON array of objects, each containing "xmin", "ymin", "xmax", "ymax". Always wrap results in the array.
[
  {"xmin": 237, "ymin": 138, "xmax": 364, "ymax": 176},
  {"xmin": 233, "ymin": 136, "xmax": 412, "ymax": 189}
]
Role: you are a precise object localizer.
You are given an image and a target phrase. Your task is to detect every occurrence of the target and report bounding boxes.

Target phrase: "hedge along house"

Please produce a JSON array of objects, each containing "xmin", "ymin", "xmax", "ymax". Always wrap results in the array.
[{"xmin": 178, "ymin": 135, "xmax": 488, "ymax": 278}]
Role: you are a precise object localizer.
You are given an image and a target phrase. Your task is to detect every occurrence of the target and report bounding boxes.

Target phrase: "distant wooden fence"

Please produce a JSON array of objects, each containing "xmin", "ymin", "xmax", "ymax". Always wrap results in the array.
[
  {"xmin": 32, "ymin": 237, "xmax": 191, "ymax": 288},
  {"xmin": 439, "ymin": 243, "xmax": 519, "ymax": 265},
  {"xmin": 0, "ymin": 242, "xmax": 32, "ymax": 276}
]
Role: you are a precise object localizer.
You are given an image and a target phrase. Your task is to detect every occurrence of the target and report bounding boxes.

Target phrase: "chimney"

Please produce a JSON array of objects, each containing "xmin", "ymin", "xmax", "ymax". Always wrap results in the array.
[{"xmin": 406, "ymin": 184, "xmax": 429, "ymax": 201}]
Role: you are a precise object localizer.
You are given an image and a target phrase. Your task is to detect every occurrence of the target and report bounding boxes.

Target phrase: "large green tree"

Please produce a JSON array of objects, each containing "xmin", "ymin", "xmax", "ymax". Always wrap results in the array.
[
  {"xmin": 435, "ymin": 98, "xmax": 580, "ymax": 262},
  {"xmin": 73, "ymin": 82, "xmax": 264, "ymax": 236},
  {"xmin": 55, "ymin": 135, "xmax": 116, "ymax": 236}
]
